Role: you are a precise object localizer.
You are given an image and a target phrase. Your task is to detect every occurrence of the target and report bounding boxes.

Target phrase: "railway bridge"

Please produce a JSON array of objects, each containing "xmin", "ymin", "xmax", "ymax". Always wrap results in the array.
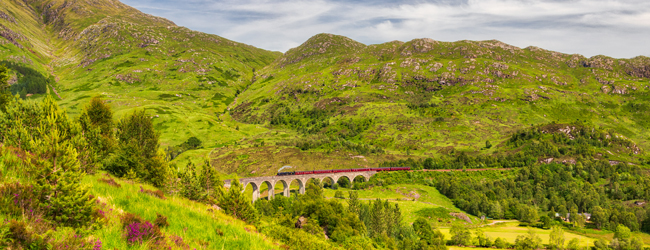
[{"xmin": 224, "ymin": 171, "xmax": 377, "ymax": 202}]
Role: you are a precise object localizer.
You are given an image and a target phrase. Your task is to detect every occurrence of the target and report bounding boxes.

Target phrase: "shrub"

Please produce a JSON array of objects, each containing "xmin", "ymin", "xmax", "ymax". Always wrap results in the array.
[
  {"xmin": 155, "ymin": 213, "xmax": 169, "ymax": 228},
  {"xmin": 334, "ymin": 190, "xmax": 345, "ymax": 199},
  {"xmin": 140, "ymin": 186, "xmax": 166, "ymax": 199},
  {"xmin": 99, "ymin": 177, "xmax": 121, "ymax": 188},
  {"xmin": 120, "ymin": 212, "xmax": 162, "ymax": 245}
]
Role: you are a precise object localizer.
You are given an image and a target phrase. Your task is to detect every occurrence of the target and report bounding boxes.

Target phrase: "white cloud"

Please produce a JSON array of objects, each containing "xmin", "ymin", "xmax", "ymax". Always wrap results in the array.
[{"xmin": 122, "ymin": 0, "xmax": 650, "ymax": 58}]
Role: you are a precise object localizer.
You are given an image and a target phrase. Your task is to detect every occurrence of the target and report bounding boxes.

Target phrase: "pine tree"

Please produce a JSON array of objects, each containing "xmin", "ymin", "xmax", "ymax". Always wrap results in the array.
[
  {"xmin": 106, "ymin": 109, "xmax": 169, "ymax": 187},
  {"xmin": 348, "ymin": 191, "xmax": 360, "ymax": 215},
  {"xmin": 180, "ymin": 162, "xmax": 201, "ymax": 200},
  {"xmin": 199, "ymin": 159, "xmax": 224, "ymax": 202},
  {"xmin": 0, "ymin": 65, "xmax": 12, "ymax": 111},
  {"xmin": 219, "ymin": 178, "xmax": 258, "ymax": 224},
  {"xmin": 31, "ymin": 112, "xmax": 95, "ymax": 228}
]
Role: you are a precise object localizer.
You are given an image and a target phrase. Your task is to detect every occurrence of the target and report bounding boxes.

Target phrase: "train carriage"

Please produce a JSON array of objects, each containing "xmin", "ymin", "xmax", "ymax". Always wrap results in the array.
[{"xmin": 277, "ymin": 166, "xmax": 410, "ymax": 176}]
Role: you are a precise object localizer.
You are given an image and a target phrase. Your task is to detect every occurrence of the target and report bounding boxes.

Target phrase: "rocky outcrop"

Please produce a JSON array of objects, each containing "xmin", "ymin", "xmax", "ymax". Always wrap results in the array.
[
  {"xmin": 400, "ymin": 38, "xmax": 438, "ymax": 56},
  {"xmin": 0, "ymin": 24, "xmax": 24, "ymax": 48},
  {"xmin": 0, "ymin": 10, "xmax": 16, "ymax": 23}
]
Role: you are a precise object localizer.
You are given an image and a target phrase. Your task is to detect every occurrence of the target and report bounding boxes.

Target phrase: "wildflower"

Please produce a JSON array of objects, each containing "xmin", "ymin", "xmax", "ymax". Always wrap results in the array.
[{"xmin": 93, "ymin": 239, "xmax": 102, "ymax": 250}]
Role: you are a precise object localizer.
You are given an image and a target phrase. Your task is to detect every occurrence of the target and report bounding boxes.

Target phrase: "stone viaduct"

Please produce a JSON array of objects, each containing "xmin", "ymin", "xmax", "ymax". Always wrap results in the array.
[{"xmin": 224, "ymin": 171, "xmax": 377, "ymax": 202}]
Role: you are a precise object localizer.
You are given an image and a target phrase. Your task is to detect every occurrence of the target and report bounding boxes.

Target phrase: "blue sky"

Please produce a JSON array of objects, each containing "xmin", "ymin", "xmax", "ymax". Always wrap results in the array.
[{"xmin": 121, "ymin": 0, "xmax": 650, "ymax": 58}]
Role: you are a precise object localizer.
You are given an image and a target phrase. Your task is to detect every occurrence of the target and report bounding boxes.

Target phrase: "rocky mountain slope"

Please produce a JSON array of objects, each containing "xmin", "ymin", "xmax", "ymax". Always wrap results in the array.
[{"xmin": 226, "ymin": 34, "xmax": 650, "ymax": 174}]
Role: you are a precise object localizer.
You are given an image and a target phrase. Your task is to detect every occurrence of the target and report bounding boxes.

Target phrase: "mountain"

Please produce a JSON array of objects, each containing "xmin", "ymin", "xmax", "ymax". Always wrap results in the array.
[
  {"xmin": 0, "ymin": 0, "xmax": 280, "ymax": 149},
  {"xmin": 225, "ymin": 34, "xmax": 650, "ymax": 175},
  {"xmin": 1, "ymin": 1, "xmax": 649, "ymax": 177}
]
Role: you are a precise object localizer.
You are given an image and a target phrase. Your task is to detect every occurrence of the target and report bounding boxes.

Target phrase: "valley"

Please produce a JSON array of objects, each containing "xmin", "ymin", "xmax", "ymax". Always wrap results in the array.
[{"xmin": 1, "ymin": 0, "xmax": 649, "ymax": 249}]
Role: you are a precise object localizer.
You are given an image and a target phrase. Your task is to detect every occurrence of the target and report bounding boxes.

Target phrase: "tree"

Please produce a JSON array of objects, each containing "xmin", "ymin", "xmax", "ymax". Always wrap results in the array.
[
  {"xmin": 105, "ymin": 110, "xmax": 169, "ymax": 187},
  {"xmin": 514, "ymin": 229, "xmax": 542, "ymax": 250},
  {"xmin": 31, "ymin": 110, "xmax": 95, "ymax": 228},
  {"xmin": 199, "ymin": 159, "xmax": 224, "ymax": 202},
  {"xmin": 83, "ymin": 96, "xmax": 114, "ymax": 137},
  {"xmin": 541, "ymin": 215, "xmax": 552, "ymax": 229},
  {"xmin": 450, "ymin": 225, "xmax": 472, "ymax": 246},
  {"xmin": 348, "ymin": 191, "xmax": 360, "ymax": 215},
  {"xmin": 180, "ymin": 162, "xmax": 202, "ymax": 200},
  {"xmin": 486, "ymin": 140, "xmax": 493, "ymax": 149},
  {"xmin": 566, "ymin": 238, "xmax": 580, "ymax": 250},
  {"xmin": 549, "ymin": 226, "xmax": 565, "ymax": 250},
  {"xmin": 0, "ymin": 65, "xmax": 12, "ymax": 111},
  {"xmin": 219, "ymin": 178, "xmax": 258, "ymax": 224},
  {"xmin": 591, "ymin": 206, "xmax": 608, "ymax": 229},
  {"xmin": 19, "ymin": 87, "xmax": 26, "ymax": 99},
  {"xmin": 475, "ymin": 229, "xmax": 492, "ymax": 247},
  {"xmin": 413, "ymin": 218, "xmax": 447, "ymax": 249},
  {"xmin": 494, "ymin": 237, "xmax": 508, "ymax": 249},
  {"xmin": 520, "ymin": 205, "xmax": 539, "ymax": 223}
]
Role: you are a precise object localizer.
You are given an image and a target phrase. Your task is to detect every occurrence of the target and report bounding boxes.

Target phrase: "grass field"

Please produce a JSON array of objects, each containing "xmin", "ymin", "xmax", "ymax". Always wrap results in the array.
[{"xmin": 441, "ymin": 221, "xmax": 596, "ymax": 247}]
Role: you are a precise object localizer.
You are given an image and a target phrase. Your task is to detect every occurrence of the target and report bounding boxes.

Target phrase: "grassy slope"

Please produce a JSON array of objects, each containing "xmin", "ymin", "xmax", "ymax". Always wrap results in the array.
[
  {"xmin": 0, "ymin": 0, "xmax": 280, "ymax": 163},
  {"xmin": 84, "ymin": 172, "xmax": 279, "ymax": 249}
]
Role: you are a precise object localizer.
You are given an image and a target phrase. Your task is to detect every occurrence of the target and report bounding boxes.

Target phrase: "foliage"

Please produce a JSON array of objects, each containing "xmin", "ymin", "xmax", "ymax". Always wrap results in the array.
[
  {"xmin": 549, "ymin": 226, "xmax": 565, "ymax": 250},
  {"xmin": 412, "ymin": 218, "xmax": 447, "ymax": 250},
  {"xmin": 450, "ymin": 224, "xmax": 472, "ymax": 246},
  {"xmin": 219, "ymin": 178, "xmax": 258, "ymax": 224},
  {"xmin": 104, "ymin": 110, "xmax": 170, "ymax": 187},
  {"xmin": 514, "ymin": 229, "xmax": 542, "ymax": 250}
]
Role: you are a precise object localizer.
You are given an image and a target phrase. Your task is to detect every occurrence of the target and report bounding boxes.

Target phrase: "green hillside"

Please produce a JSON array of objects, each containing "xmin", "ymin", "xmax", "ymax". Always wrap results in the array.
[
  {"xmin": 228, "ymin": 33, "xmax": 650, "ymax": 175},
  {"xmin": 0, "ymin": 0, "xmax": 280, "ymax": 152}
]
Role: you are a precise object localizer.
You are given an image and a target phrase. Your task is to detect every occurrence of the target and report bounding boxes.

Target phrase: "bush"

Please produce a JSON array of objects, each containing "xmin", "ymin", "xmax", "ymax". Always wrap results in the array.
[
  {"xmin": 155, "ymin": 213, "xmax": 169, "ymax": 228},
  {"xmin": 334, "ymin": 190, "xmax": 345, "ymax": 199},
  {"xmin": 120, "ymin": 212, "xmax": 162, "ymax": 245},
  {"xmin": 105, "ymin": 110, "xmax": 170, "ymax": 187}
]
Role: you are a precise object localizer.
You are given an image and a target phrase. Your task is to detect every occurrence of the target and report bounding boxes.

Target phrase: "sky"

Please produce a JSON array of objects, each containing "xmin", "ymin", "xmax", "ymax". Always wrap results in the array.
[{"xmin": 121, "ymin": 0, "xmax": 650, "ymax": 58}]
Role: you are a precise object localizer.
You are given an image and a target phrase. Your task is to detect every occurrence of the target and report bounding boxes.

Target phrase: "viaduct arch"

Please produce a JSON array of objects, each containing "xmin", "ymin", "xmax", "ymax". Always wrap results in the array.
[{"xmin": 224, "ymin": 171, "xmax": 376, "ymax": 202}]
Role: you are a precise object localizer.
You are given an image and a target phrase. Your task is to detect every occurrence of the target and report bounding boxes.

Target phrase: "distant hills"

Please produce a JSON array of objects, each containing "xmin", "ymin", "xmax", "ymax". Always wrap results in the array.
[{"xmin": 2, "ymin": 0, "xmax": 649, "ymax": 176}]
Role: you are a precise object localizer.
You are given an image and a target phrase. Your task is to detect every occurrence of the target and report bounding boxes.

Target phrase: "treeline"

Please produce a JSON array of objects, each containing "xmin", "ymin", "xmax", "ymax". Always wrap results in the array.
[
  {"xmin": 165, "ymin": 136, "xmax": 203, "ymax": 160},
  {"xmin": 433, "ymin": 160, "xmax": 650, "ymax": 232},
  {"xmin": 508, "ymin": 123, "xmax": 638, "ymax": 158},
  {"xmin": 1, "ymin": 61, "xmax": 53, "ymax": 97},
  {"xmin": 253, "ymin": 181, "xmax": 448, "ymax": 250},
  {"xmin": 378, "ymin": 123, "xmax": 643, "ymax": 171}
]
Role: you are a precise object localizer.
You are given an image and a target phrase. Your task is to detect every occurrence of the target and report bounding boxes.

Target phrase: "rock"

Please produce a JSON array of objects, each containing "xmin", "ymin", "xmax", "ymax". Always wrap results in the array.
[
  {"xmin": 428, "ymin": 62, "xmax": 443, "ymax": 72},
  {"xmin": 540, "ymin": 158, "xmax": 554, "ymax": 164},
  {"xmin": 295, "ymin": 216, "xmax": 307, "ymax": 229},
  {"xmin": 601, "ymin": 85, "xmax": 611, "ymax": 94},
  {"xmin": 611, "ymin": 86, "xmax": 628, "ymax": 94}
]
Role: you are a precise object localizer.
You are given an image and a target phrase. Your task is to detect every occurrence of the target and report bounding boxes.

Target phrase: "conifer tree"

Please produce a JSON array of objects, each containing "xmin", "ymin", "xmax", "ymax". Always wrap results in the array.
[
  {"xmin": 0, "ymin": 65, "xmax": 11, "ymax": 111},
  {"xmin": 106, "ymin": 109, "xmax": 169, "ymax": 187},
  {"xmin": 31, "ymin": 112, "xmax": 95, "ymax": 228},
  {"xmin": 219, "ymin": 178, "xmax": 258, "ymax": 224},
  {"xmin": 180, "ymin": 162, "xmax": 201, "ymax": 200},
  {"xmin": 348, "ymin": 191, "xmax": 360, "ymax": 215},
  {"xmin": 199, "ymin": 159, "xmax": 224, "ymax": 202}
]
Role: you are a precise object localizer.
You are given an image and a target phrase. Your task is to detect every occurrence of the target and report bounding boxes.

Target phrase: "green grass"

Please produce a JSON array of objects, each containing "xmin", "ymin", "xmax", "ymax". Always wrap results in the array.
[
  {"xmin": 83, "ymin": 172, "xmax": 278, "ymax": 249},
  {"xmin": 440, "ymin": 222, "xmax": 595, "ymax": 247}
]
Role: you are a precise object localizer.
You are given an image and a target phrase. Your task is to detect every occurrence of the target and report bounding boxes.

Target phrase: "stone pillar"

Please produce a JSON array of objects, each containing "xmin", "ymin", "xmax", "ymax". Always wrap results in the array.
[
  {"xmin": 251, "ymin": 182, "xmax": 259, "ymax": 202},
  {"xmin": 281, "ymin": 180, "xmax": 290, "ymax": 197},
  {"xmin": 267, "ymin": 181, "xmax": 274, "ymax": 200},
  {"xmin": 298, "ymin": 178, "xmax": 306, "ymax": 195}
]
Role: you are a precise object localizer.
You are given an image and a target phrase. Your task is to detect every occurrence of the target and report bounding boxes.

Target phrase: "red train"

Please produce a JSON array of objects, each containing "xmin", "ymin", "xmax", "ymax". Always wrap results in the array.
[{"xmin": 277, "ymin": 167, "xmax": 410, "ymax": 176}]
